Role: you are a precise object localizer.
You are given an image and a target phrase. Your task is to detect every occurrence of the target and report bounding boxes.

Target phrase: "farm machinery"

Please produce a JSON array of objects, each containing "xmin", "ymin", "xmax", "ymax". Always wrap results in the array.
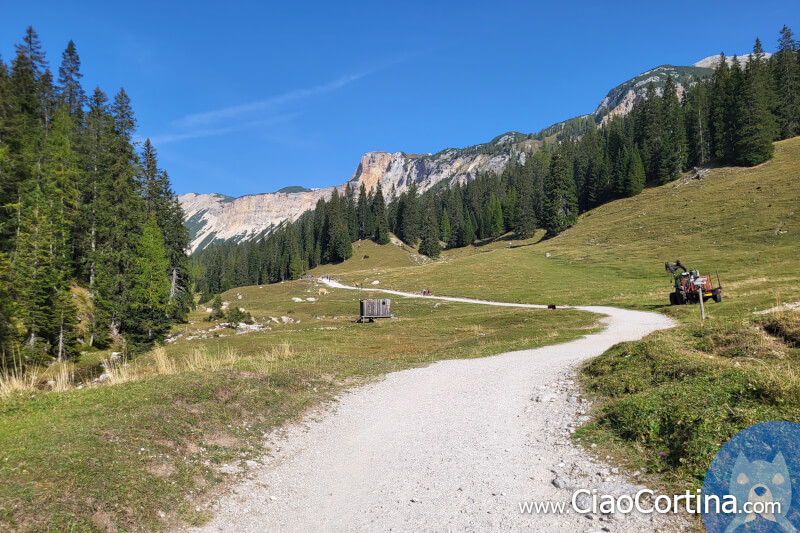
[{"xmin": 665, "ymin": 260, "xmax": 723, "ymax": 305}]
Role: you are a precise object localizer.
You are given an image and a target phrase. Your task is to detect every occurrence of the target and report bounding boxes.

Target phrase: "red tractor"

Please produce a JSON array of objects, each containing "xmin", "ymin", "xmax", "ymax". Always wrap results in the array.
[{"xmin": 665, "ymin": 260, "xmax": 722, "ymax": 305}]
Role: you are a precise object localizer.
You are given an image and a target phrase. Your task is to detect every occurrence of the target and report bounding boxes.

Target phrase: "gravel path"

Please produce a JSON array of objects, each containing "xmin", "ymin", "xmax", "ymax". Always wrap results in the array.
[{"xmin": 185, "ymin": 283, "xmax": 687, "ymax": 532}]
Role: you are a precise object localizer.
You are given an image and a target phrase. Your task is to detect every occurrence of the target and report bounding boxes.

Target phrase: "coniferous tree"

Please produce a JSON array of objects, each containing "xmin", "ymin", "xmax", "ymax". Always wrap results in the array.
[
  {"xmin": 439, "ymin": 208, "xmax": 451, "ymax": 244},
  {"xmin": 684, "ymin": 83, "xmax": 711, "ymax": 167},
  {"xmin": 488, "ymin": 193, "xmax": 504, "ymax": 238},
  {"xmin": 543, "ymin": 150, "xmax": 578, "ymax": 236},
  {"xmin": 125, "ymin": 217, "xmax": 170, "ymax": 345},
  {"xmin": 502, "ymin": 188, "xmax": 516, "ymax": 232},
  {"xmin": 356, "ymin": 182, "xmax": 374, "ymax": 240},
  {"xmin": 418, "ymin": 196, "xmax": 440, "ymax": 258},
  {"xmin": 11, "ymin": 186, "xmax": 56, "ymax": 353},
  {"xmin": 323, "ymin": 188, "xmax": 352, "ymax": 262},
  {"xmin": 626, "ymin": 147, "xmax": 646, "ymax": 197},
  {"xmin": 774, "ymin": 26, "xmax": 800, "ymax": 138},
  {"xmin": 639, "ymin": 82, "xmax": 663, "ymax": 181},
  {"xmin": 709, "ymin": 53, "xmax": 733, "ymax": 161},
  {"xmin": 462, "ymin": 208, "xmax": 475, "ymax": 245},
  {"xmin": 398, "ymin": 182, "xmax": 419, "ymax": 245},
  {"xmin": 344, "ymin": 182, "xmax": 358, "ymax": 242},
  {"xmin": 371, "ymin": 183, "xmax": 390, "ymax": 244},
  {"xmin": 659, "ymin": 75, "xmax": 687, "ymax": 183},
  {"xmin": 57, "ymin": 40, "xmax": 85, "ymax": 119},
  {"xmin": 512, "ymin": 171, "xmax": 537, "ymax": 238},
  {"xmin": 735, "ymin": 41, "xmax": 775, "ymax": 165}
]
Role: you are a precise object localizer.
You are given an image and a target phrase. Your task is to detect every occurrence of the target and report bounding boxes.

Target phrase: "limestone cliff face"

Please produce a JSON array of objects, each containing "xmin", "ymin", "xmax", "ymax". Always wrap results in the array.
[
  {"xmin": 180, "ymin": 54, "xmax": 754, "ymax": 254},
  {"xmin": 181, "ymin": 146, "xmax": 522, "ymax": 253},
  {"xmin": 181, "ymin": 189, "xmax": 335, "ymax": 253},
  {"xmin": 595, "ymin": 65, "xmax": 703, "ymax": 125}
]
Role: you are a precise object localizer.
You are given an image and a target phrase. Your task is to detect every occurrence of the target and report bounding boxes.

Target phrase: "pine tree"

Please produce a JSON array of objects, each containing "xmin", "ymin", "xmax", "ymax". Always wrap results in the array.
[
  {"xmin": 125, "ymin": 217, "xmax": 171, "ymax": 344},
  {"xmin": 462, "ymin": 208, "xmax": 475, "ymax": 245},
  {"xmin": 356, "ymin": 182, "xmax": 374, "ymax": 240},
  {"xmin": 502, "ymin": 188, "xmax": 516, "ymax": 232},
  {"xmin": 542, "ymin": 150, "xmax": 578, "ymax": 236},
  {"xmin": 344, "ymin": 182, "xmax": 358, "ymax": 242},
  {"xmin": 50, "ymin": 272, "xmax": 77, "ymax": 362},
  {"xmin": 288, "ymin": 252, "xmax": 303, "ymax": 280},
  {"xmin": 11, "ymin": 185, "xmax": 56, "ymax": 353},
  {"xmin": 626, "ymin": 147, "xmax": 646, "ymax": 197},
  {"xmin": 488, "ymin": 193, "xmax": 504, "ymax": 238},
  {"xmin": 94, "ymin": 88, "xmax": 146, "ymax": 342},
  {"xmin": 57, "ymin": 40, "xmax": 85, "ymax": 119},
  {"xmin": 512, "ymin": 173, "xmax": 537, "ymax": 238},
  {"xmin": 439, "ymin": 208, "xmax": 451, "ymax": 244},
  {"xmin": 774, "ymin": 26, "xmax": 800, "ymax": 138},
  {"xmin": 684, "ymin": 83, "xmax": 711, "ymax": 167},
  {"xmin": 658, "ymin": 75, "xmax": 687, "ymax": 183},
  {"xmin": 43, "ymin": 106, "xmax": 80, "ymax": 254},
  {"xmin": 709, "ymin": 53, "xmax": 733, "ymax": 162},
  {"xmin": 399, "ymin": 182, "xmax": 420, "ymax": 245},
  {"xmin": 371, "ymin": 183, "xmax": 390, "ymax": 245},
  {"xmin": 0, "ymin": 252, "xmax": 13, "ymax": 355},
  {"xmin": 639, "ymin": 82, "xmax": 663, "ymax": 181},
  {"xmin": 418, "ymin": 196, "xmax": 440, "ymax": 258},
  {"xmin": 323, "ymin": 188, "xmax": 352, "ymax": 262},
  {"xmin": 735, "ymin": 40, "xmax": 775, "ymax": 166}
]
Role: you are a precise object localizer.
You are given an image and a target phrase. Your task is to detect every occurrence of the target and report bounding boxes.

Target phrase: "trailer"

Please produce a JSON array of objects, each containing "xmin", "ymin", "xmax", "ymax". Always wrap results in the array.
[{"xmin": 358, "ymin": 299, "xmax": 392, "ymax": 322}]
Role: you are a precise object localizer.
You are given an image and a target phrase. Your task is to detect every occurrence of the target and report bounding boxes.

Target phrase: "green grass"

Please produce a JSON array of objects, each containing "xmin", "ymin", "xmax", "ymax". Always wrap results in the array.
[
  {"xmin": 322, "ymin": 138, "xmax": 800, "ymax": 493},
  {"xmin": 0, "ymin": 276, "xmax": 597, "ymax": 531},
  {"xmin": 355, "ymin": 138, "xmax": 800, "ymax": 313},
  {"xmin": 577, "ymin": 310, "xmax": 800, "ymax": 489},
  {"xmin": 3, "ymin": 136, "xmax": 799, "ymax": 531}
]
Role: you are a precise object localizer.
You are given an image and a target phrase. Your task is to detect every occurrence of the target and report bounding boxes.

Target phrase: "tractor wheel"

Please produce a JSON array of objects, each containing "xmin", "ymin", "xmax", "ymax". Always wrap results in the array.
[
  {"xmin": 669, "ymin": 293, "xmax": 676, "ymax": 305},
  {"xmin": 675, "ymin": 291, "xmax": 685, "ymax": 305},
  {"xmin": 713, "ymin": 290, "xmax": 722, "ymax": 303}
]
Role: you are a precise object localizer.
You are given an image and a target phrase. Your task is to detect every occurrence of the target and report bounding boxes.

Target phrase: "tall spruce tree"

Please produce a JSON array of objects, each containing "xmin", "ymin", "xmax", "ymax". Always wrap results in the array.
[
  {"xmin": 735, "ymin": 41, "xmax": 775, "ymax": 165},
  {"xmin": 399, "ymin": 182, "xmax": 419, "ymax": 245},
  {"xmin": 658, "ymin": 75, "xmax": 687, "ymax": 183},
  {"xmin": 323, "ymin": 188, "xmax": 352, "ymax": 262},
  {"xmin": 684, "ymin": 83, "xmax": 711, "ymax": 167},
  {"xmin": 371, "ymin": 183, "xmax": 389, "ymax": 245},
  {"xmin": 57, "ymin": 40, "xmax": 85, "ymax": 119},
  {"xmin": 126, "ymin": 217, "xmax": 171, "ymax": 344},
  {"xmin": 709, "ymin": 53, "xmax": 732, "ymax": 162},
  {"xmin": 774, "ymin": 26, "xmax": 800, "ymax": 138},
  {"xmin": 11, "ymin": 185, "xmax": 56, "ymax": 354},
  {"xmin": 418, "ymin": 196, "xmax": 440, "ymax": 258},
  {"xmin": 542, "ymin": 150, "xmax": 578, "ymax": 236},
  {"xmin": 439, "ymin": 208, "xmax": 451, "ymax": 244}
]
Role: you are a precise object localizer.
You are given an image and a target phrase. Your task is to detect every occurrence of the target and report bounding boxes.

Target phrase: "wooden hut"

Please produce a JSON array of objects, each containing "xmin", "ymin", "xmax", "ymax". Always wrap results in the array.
[{"xmin": 358, "ymin": 299, "xmax": 392, "ymax": 322}]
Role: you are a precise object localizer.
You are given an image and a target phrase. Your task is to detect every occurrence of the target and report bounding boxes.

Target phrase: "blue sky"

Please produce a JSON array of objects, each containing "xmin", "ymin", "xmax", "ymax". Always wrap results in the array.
[{"xmin": 2, "ymin": 1, "xmax": 798, "ymax": 197}]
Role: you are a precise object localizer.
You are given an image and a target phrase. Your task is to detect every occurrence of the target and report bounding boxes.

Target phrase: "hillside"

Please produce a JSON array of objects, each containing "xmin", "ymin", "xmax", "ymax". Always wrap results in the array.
[
  {"xmin": 4, "ymin": 137, "xmax": 798, "ymax": 531},
  {"xmin": 350, "ymin": 137, "xmax": 800, "ymax": 311},
  {"xmin": 179, "ymin": 53, "xmax": 757, "ymax": 253}
]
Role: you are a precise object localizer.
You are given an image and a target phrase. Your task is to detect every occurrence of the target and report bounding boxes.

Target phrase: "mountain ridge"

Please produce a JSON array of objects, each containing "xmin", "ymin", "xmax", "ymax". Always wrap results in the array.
[{"xmin": 178, "ymin": 53, "xmax": 753, "ymax": 253}]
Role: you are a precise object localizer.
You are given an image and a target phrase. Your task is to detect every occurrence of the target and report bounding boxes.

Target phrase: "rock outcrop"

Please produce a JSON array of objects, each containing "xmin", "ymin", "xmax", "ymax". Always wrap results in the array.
[
  {"xmin": 180, "ymin": 146, "xmax": 524, "ymax": 253},
  {"xmin": 180, "ymin": 52, "xmax": 761, "ymax": 254}
]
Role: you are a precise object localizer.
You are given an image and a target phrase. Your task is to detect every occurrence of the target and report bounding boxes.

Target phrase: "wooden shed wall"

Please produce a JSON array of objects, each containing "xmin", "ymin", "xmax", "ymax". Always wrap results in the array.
[{"xmin": 360, "ymin": 299, "xmax": 391, "ymax": 318}]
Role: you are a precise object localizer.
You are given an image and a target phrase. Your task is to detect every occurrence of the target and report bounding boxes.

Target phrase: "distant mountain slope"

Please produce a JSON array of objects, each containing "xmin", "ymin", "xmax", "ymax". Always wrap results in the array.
[
  {"xmin": 178, "ymin": 53, "xmax": 754, "ymax": 253},
  {"xmin": 593, "ymin": 64, "xmax": 713, "ymax": 123}
]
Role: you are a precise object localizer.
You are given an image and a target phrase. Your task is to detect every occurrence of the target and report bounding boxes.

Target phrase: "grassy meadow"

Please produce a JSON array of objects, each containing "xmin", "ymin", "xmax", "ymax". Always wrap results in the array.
[
  {"xmin": 0, "ymin": 270, "xmax": 596, "ymax": 531},
  {"xmin": 344, "ymin": 137, "xmax": 800, "ymax": 489},
  {"xmin": 1, "ymin": 137, "xmax": 799, "ymax": 531}
]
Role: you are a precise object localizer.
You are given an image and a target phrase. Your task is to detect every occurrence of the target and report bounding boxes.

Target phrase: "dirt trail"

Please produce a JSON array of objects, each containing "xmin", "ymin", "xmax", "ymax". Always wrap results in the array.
[{"xmin": 184, "ymin": 282, "xmax": 686, "ymax": 532}]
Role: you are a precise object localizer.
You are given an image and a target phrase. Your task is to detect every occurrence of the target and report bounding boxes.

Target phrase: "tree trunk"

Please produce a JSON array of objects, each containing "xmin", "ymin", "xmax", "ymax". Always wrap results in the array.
[{"xmin": 169, "ymin": 268, "xmax": 178, "ymax": 303}]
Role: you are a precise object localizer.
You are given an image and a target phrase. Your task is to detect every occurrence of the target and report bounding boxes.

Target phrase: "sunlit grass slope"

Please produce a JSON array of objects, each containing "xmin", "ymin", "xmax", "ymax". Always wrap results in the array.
[{"xmin": 348, "ymin": 137, "xmax": 800, "ymax": 315}]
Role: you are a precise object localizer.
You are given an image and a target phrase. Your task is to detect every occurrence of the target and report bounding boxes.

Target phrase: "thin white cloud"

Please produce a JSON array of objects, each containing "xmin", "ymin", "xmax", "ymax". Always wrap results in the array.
[
  {"xmin": 148, "ymin": 114, "xmax": 298, "ymax": 145},
  {"xmin": 175, "ymin": 71, "xmax": 368, "ymax": 128}
]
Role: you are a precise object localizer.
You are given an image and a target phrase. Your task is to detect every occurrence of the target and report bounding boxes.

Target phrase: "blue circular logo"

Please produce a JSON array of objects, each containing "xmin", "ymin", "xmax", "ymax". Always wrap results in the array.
[{"xmin": 703, "ymin": 421, "xmax": 800, "ymax": 532}]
